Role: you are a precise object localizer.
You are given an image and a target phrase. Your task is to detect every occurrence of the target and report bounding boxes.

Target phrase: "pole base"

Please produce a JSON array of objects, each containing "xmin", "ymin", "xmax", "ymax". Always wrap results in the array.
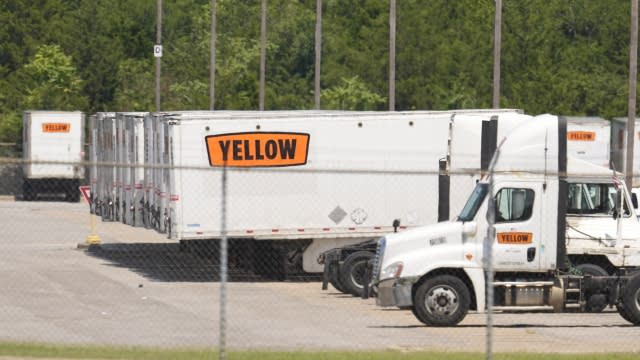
[{"xmin": 77, "ymin": 234, "xmax": 102, "ymax": 249}]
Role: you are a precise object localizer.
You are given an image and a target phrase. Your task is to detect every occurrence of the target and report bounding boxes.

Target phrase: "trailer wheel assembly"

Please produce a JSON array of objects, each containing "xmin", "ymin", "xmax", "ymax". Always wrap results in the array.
[
  {"xmin": 413, "ymin": 275, "xmax": 470, "ymax": 327},
  {"xmin": 22, "ymin": 180, "xmax": 34, "ymax": 201},
  {"xmin": 618, "ymin": 273, "xmax": 640, "ymax": 325},
  {"xmin": 327, "ymin": 261, "xmax": 348, "ymax": 294},
  {"xmin": 339, "ymin": 251, "xmax": 374, "ymax": 297}
]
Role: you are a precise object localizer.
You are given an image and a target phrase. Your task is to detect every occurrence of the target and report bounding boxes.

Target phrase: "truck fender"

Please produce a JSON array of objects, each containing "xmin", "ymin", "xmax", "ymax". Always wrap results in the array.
[{"xmin": 465, "ymin": 268, "xmax": 485, "ymax": 312}]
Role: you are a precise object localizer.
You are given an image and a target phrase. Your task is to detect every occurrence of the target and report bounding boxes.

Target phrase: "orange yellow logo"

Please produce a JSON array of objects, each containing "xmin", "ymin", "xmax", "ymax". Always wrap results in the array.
[
  {"xmin": 206, "ymin": 132, "xmax": 310, "ymax": 167},
  {"xmin": 42, "ymin": 123, "xmax": 70, "ymax": 133},
  {"xmin": 497, "ymin": 232, "xmax": 533, "ymax": 244},
  {"xmin": 567, "ymin": 131, "xmax": 595, "ymax": 141}
]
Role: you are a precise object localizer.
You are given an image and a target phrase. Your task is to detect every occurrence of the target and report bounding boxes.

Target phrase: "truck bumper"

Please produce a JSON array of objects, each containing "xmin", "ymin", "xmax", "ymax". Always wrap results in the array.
[{"xmin": 375, "ymin": 278, "xmax": 414, "ymax": 307}]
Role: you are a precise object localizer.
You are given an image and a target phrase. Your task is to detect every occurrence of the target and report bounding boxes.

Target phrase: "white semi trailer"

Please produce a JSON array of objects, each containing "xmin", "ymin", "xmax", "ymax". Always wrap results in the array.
[
  {"xmin": 22, "ymin": 111, "xmax": 85, "ymax": 201},
  {"xmin": 373, "ymin": 114, "xmax": 640, "ymax": 326},
  {"xmin": 159, "ymin": 110, "xmax": 523, "ymax": 278}
]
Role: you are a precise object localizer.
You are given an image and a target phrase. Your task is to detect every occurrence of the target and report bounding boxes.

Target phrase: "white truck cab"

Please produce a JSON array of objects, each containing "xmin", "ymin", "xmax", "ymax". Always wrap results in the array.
[{"xmin": 374, "ymin": 114, "xmax": 640, "ymax": 326}]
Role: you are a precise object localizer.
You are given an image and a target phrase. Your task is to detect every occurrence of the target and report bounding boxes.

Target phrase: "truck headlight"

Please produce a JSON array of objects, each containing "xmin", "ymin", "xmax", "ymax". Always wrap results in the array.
[{"xmin": 380, "ymin": 261, "xmax": 404, "ymax": 280}]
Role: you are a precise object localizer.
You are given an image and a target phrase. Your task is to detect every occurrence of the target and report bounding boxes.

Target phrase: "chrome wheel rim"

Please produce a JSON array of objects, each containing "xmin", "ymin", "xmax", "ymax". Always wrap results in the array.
[{"xmin": 425, "ymin": 285, "xmax": 459, "ymax": 316}]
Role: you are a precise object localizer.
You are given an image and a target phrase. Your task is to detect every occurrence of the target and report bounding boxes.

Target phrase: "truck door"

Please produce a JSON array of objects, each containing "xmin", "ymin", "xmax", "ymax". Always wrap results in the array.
[{"xmin": 492, "ymin": 183, "xmax": 543, "ymax": 271}]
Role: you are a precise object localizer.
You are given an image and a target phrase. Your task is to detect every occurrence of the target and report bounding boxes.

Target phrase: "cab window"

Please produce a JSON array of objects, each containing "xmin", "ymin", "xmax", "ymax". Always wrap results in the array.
[
  {"xmin": 566, "ymin": 183, "xmax": 629, "ymax": 216},
  {"xmin": 494, "ymin": 188, "xmax": 534, "ymax": 222}
]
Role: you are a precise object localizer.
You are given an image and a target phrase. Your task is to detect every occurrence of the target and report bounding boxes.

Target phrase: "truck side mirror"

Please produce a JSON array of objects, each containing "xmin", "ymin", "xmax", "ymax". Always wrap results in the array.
[
  {"xmin": 392, "ymin": 219, "xmax": 401, "ymax": 233},
  {"xmin": 633, "ymin": 193, "xmax": 638, "ymax": 210}
]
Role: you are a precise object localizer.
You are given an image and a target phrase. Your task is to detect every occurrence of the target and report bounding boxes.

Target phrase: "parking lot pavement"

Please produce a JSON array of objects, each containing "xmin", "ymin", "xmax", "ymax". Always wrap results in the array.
[{"xmin": 0, "ymin": 200, "xmax": 639, "ymax": 352}]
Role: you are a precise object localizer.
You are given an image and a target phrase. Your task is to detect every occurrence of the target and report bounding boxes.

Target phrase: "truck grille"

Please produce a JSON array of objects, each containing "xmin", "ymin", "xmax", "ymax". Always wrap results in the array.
[{"xmin": 371, "ymin": 236, "xmax": 386, "ymax": 283}]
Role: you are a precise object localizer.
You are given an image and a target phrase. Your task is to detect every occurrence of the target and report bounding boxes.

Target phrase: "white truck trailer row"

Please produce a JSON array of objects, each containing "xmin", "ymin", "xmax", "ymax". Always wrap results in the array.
[
  {"xmin": 86, "ymin": 109, "xmax": 633, "ymax": 282},
  {"xmin": 372, "ymin": 114, "xmax": 640, "ymax": 326}
]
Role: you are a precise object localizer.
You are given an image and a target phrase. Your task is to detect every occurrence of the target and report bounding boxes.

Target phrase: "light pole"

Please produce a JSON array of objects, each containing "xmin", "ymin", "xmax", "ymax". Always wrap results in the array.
[
  {"xmin": 210, "ymin": 0, "xmax": 217, "ymax": 110},
  {"xmin": 155, "ymin": 0, "xmax": 162, "ymax": 112},
  {"xmin": 626, "ymin": 0, "xmax": 638, "ymax": 191},
  {"xmin": 492, "ymin": 0, "xmax": 502, "ymax": 109},
  {"xmin": 260, "ymin": 0, "xmax": 267, "ymax": 110},
  {"xmin": 389, "ymin": 0, "xmax": 396, "ymax": 111},
  {"xmin": 314, "ymin": 0, "xmax": 322, "ymax": 109}
]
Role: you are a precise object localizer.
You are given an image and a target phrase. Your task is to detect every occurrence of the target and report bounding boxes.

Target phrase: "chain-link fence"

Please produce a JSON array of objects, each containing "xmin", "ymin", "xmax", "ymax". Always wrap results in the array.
[
  {"xmin": 2, "ymin": 110, "xmax": 640, "ymax": 357},
  {"xmin": 1, "ymin": 158, "xmax": 640, "ymax": 357}
]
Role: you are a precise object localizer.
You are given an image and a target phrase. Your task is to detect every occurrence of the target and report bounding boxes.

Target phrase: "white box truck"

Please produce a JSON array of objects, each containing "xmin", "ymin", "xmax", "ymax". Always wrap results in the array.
[
  {"xmin": 22, "ymin": 111, "xmax": 85, "ymax": 201},
  {"xmin": 373, "ymin": 114, "xmax": 640, "ymax": 326}
]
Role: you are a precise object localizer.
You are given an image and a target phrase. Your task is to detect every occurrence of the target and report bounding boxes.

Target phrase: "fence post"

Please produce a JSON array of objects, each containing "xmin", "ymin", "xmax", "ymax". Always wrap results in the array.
[{"xmin": 219, "ymin": 165, "xmax": 228, "ymax": 360}]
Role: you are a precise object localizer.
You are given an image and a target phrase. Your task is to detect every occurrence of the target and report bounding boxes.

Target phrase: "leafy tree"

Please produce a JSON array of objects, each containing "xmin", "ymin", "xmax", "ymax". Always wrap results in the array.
[
  {"xmin": 113, "ymin": 58, "xmax": 155, "ymax": 111},
  {"xmin": 0, "ymin": 112, "xmax": 22, "ymax": 143},
  {"xmin": 0, "ymin": 0, "xmax": 639, "ymax": 119},
  {"xmin": 19, "ymin": 44, "xmax": 88, "ymax": 110},
  {"xmin": 323, "ymin": 0, "xmax": 389, "ymax": 109},
  {"xmin": 322, "ymin": 76, "xmax": 385, "ymax": 110}
]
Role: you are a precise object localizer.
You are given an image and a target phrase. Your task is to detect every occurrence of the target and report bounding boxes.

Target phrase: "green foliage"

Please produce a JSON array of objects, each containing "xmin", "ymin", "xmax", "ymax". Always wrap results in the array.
[
  {"xmin": 322, "ymin": 76, "xmax": 386, "ymax": 110},
  {"xmin": 0, "ymin": 112, "xmax": 22, "ymax": 143},
  {"xmin": 20, "ymin": 44, "xmax": 88, "ymax": 110},
  {"xmin": 0, "ymin": 0, "xmax": 638, "ymax": 121},
  {"xmin": 113, "ymin": 58, "xmax": 155, "ymax": 111},
  {"xmin": 0, "ymin": 43, "xmax": 87, "ymax": 143}
]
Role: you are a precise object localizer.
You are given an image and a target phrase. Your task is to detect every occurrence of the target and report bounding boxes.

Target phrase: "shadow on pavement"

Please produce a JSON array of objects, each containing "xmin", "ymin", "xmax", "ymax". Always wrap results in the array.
[{"xmin": 85, "ymin": 241, "xmax": 321, "ymax": 283}]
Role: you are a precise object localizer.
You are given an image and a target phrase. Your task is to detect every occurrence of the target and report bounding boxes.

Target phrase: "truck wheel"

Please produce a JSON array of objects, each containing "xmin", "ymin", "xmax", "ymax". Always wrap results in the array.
[
  {"xmin": 23, "ymin": 181, "xmax": 34, "ymax": 201},
  {"xmin": 576, "ymin": 264, "xmax": 608, "ymax": 312},
  {"xmin": 618, "ymin": 273, "xmax": 640, "ymax": 325},
  {"xmin": 327, "ymin": 261, "xmax": 348, "ymax": 293},
  {"xmin": 67, "ymin": 189, "xmax": 80, "ymax": 202},
  {"xmin": 616, "ymin": 303, "xmax": 634, "ymax": 323},
  {"xmin": 413, "ymin": 275, "xmax": 470, "ymax": 327},
  {"xmin": 339, "ymin": 251, "xmax": 374, "ymax": 297}
]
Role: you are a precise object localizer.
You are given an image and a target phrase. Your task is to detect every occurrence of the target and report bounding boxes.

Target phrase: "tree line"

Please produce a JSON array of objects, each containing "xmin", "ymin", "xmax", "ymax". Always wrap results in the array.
[{"xmin": 0, "ymin": 0, "xmax": 635, "ymax": 143}]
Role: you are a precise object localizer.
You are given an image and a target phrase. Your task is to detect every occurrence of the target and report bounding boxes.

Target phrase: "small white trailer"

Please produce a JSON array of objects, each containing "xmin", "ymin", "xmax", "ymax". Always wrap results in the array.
[{"xmin": 22, "ymin": 111, "xmax": 85, "ymax": 201}]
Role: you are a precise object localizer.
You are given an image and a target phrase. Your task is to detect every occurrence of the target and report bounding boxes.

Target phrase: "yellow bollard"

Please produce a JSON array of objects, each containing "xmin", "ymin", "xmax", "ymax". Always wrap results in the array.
[
  {"xmin": 77, "ymin": 185, "xmax": 101, "ymax": 249},
  {"xmin": 85, "ymin": 211, "xmax": 102, "ymax": 245},
  {"xmin": 78, "ymin": 212, "xmax": 102, "ymax": 249}
]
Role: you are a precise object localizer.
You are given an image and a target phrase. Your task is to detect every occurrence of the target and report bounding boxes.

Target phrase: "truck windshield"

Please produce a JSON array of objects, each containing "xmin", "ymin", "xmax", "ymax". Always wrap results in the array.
[{"xmin": 458, "ymin": 183, "xmax": 489, "ymax": 222}]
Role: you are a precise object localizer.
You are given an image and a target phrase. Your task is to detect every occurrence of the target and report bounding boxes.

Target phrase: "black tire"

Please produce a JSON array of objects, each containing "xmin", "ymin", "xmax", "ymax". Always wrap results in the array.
[
  {"xmin": 413, "ymin": 275, "xmax": 470, "ymax": 327},
  {"xmin": 22, "ymin": 180, "xmax": 34, "ymax": 201},
  {"xmin": 67, "ymin": 188, "xmax": 80, "ymax": 202},
  {"xmin": 576, "ymin": 263, "xmax": 609, "ymax": 312},
  {"xmin": 616, "ymin": 303, "xmax": 634, "ymax": 323},
  {"xmin": 327, "ymin": 261, "xmax": 348, "ymax": 293},
  {"xmin": 339, "ymin": 251, "xmax": 374, "ymax": 297},
  {"xmin": 576, "ymin": 263, "xmax": 608, "ymax": 276},
  {"xmin": 618, "ymin": 272, "xmax": 640, "ymax": 325}
]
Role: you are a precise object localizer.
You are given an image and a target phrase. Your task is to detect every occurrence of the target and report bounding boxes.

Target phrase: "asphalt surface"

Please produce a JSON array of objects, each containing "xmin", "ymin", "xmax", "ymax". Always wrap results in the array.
[{"xmin": 0, "ymin": 199, "xmax": 639, "ymax": 353}]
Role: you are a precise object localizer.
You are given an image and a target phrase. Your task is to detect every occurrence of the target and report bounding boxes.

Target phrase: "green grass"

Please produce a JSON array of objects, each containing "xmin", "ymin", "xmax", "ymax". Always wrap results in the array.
[{"xmin": 0, "ymin": 342, "xmax": 637, "ymax": 360}]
